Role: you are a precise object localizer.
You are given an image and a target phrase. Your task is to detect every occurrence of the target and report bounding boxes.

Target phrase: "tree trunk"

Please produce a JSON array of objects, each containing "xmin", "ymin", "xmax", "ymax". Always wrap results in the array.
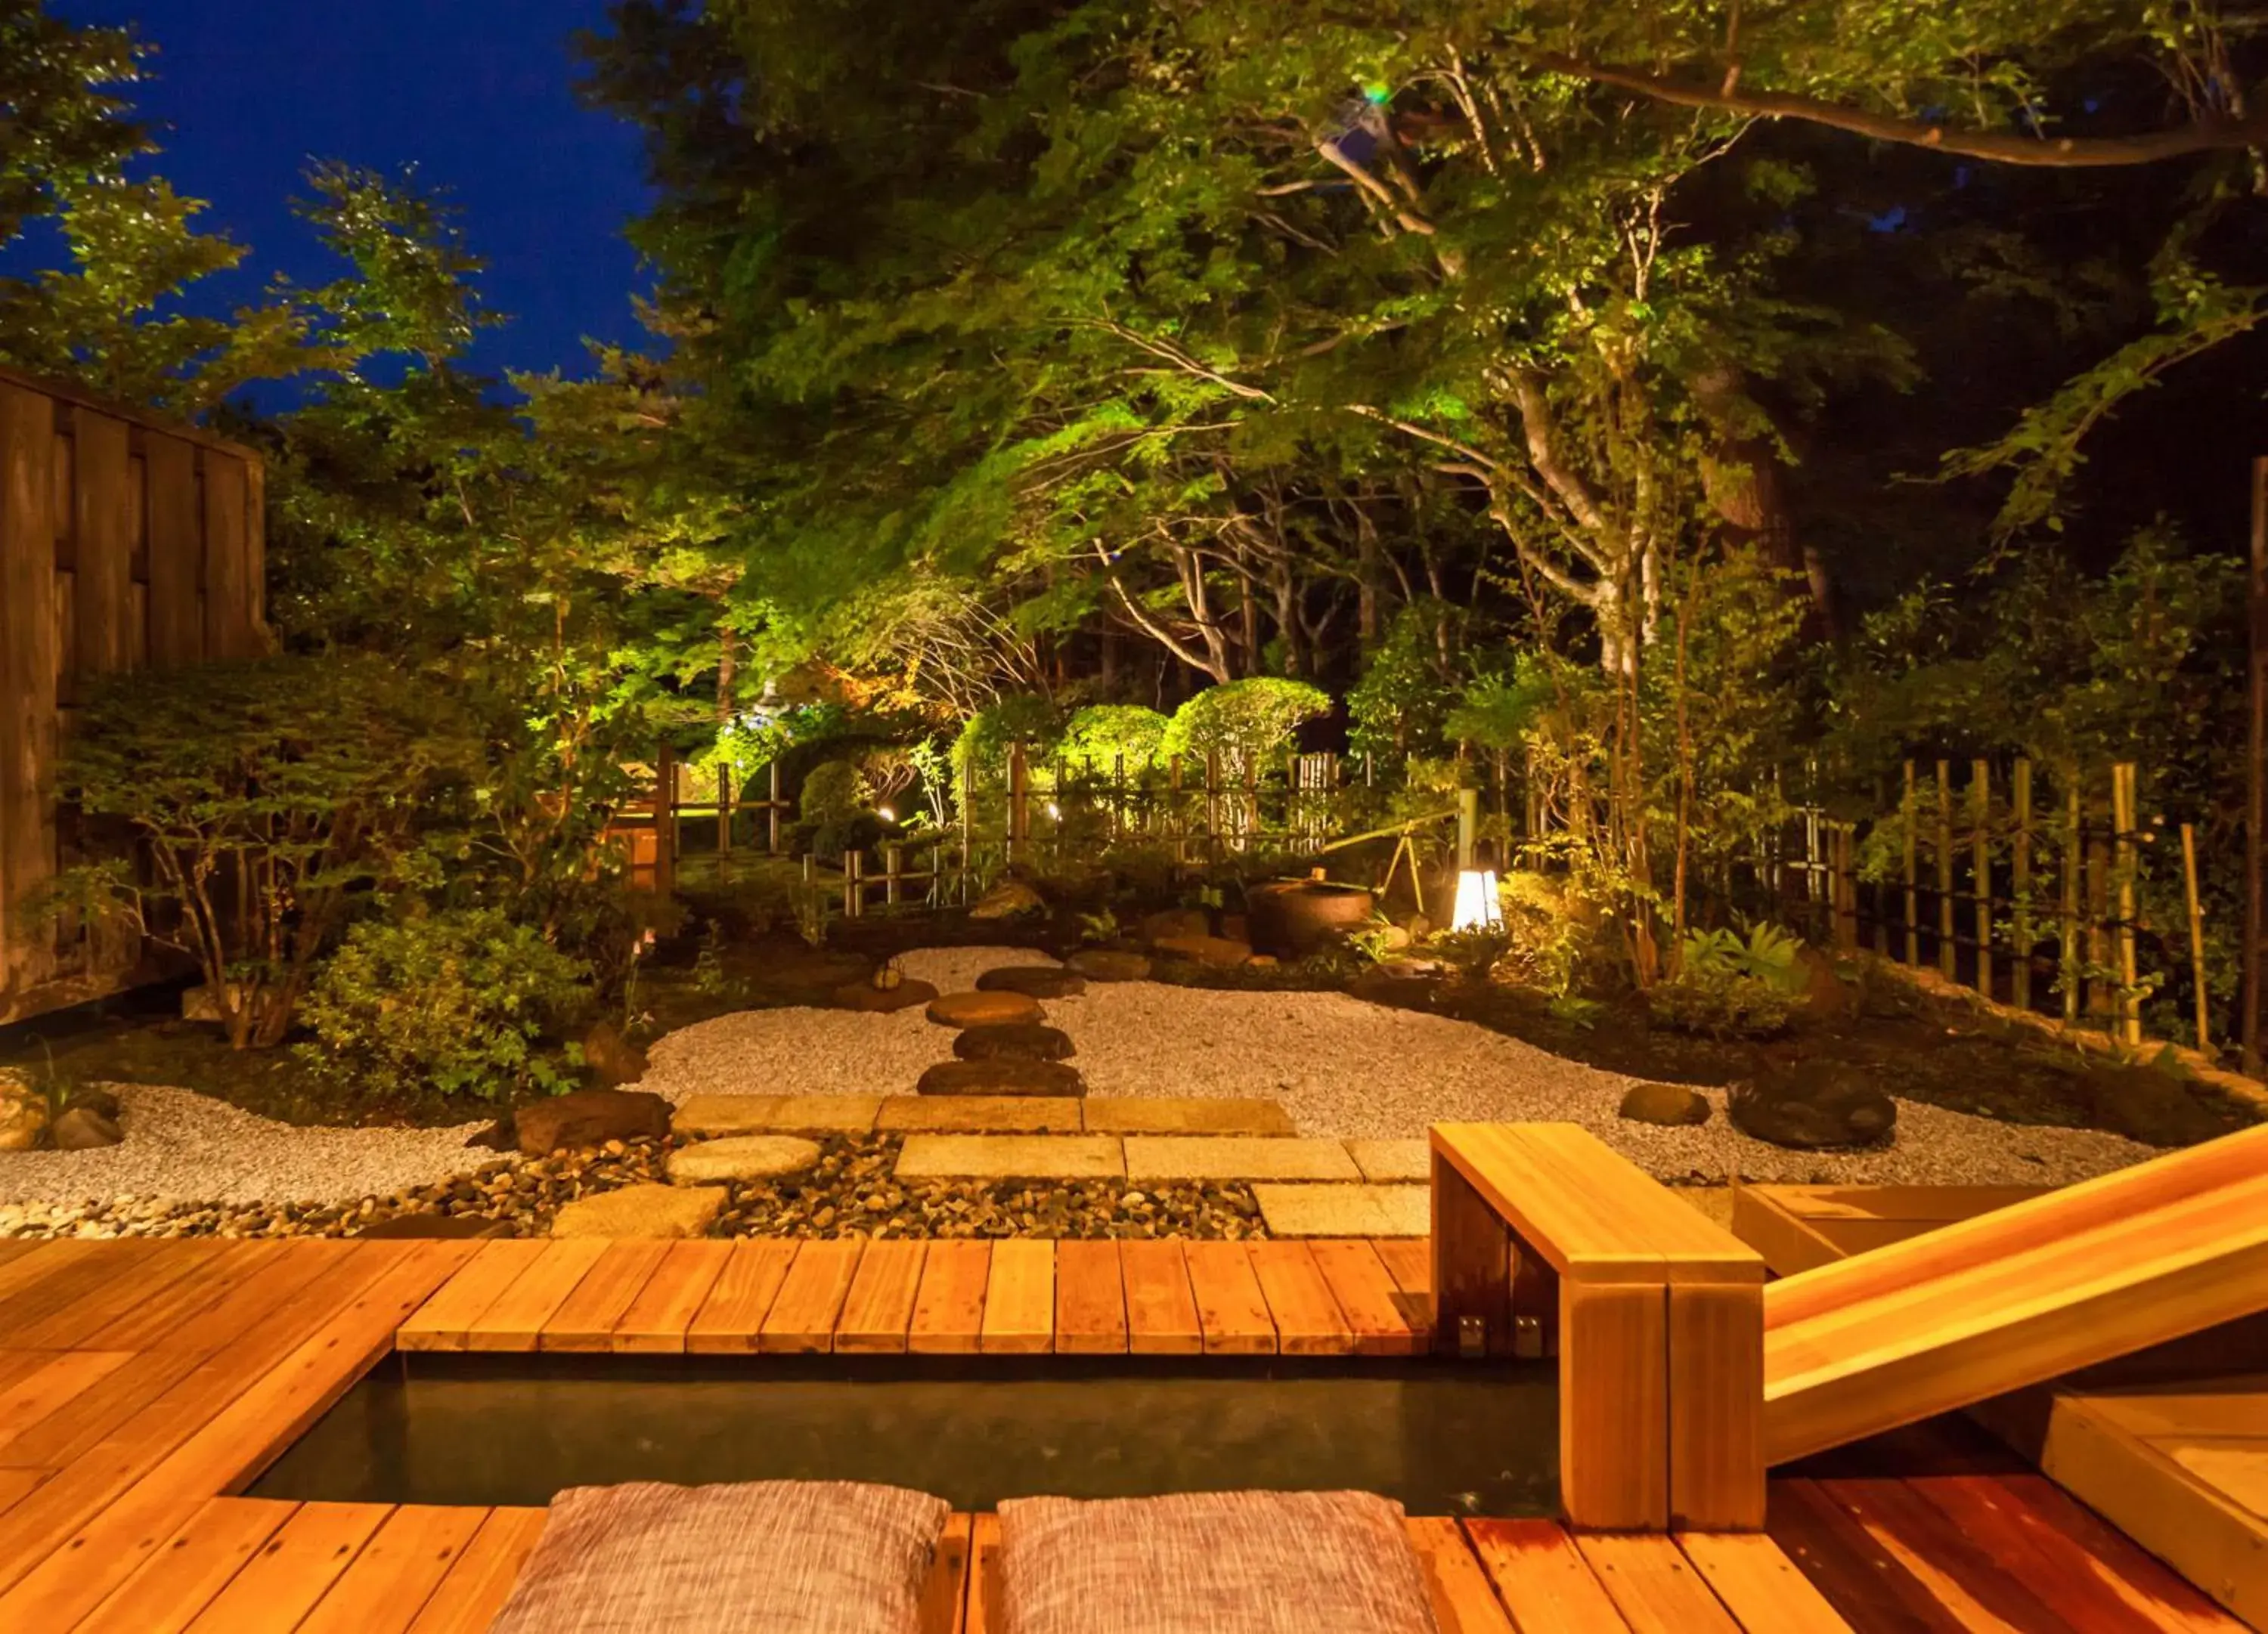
[{"xmin": 1691, "ymin": 366, "xmax": 1836, "ymax": 635}]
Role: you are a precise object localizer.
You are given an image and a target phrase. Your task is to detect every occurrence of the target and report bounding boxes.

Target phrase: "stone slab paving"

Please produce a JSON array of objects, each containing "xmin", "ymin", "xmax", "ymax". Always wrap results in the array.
[
  {"xmin": 1344, "ymin": 1138, "xmax": 1431, "ymax": 1184},
  {"xmin": 674, "ymin": 1094, "xmax": 882, "ymax": 1137},
  {"xmin": 894, "ymin": 1134, "xmax": 1126, "ymax": 1182},
  {"xmin": 665, "ymin": 1135, "xmax": 822, "ymax": 1184},
  {"xmin": 1081, "ymin": 1098, "xmax": 1297, "ymax": 1137},
  {"xmin": 1121, "ymin": 1136, "xmax": 1362, "ymax": 1184},
  {"xmin": 876, "ymin": 1096, "xmax": 1086, "ymax": 1134},
  {"xmin": 552, "ymin": 1183, "xmax": 727, "ymax": 1238},
  {"xmin": 1250, "ymin": 1183, "xmax": 1430, "ymax": 1238}
]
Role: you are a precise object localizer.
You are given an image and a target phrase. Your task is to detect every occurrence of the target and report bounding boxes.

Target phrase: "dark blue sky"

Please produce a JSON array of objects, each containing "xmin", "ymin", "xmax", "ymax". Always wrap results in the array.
[{"xmin": 54, "ymin": 0, "xmax": 655, "ymax": 381}]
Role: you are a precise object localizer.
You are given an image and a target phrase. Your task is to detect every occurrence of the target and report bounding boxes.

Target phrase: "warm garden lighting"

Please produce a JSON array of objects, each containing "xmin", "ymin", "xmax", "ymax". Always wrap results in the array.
[
  {"xmin": 875, "ymin": 805, "xmax": 895, "ymax": 824},
  {"xmin": 1452, "ymin": 869, "xmax": 1504, "ymax": 933}
]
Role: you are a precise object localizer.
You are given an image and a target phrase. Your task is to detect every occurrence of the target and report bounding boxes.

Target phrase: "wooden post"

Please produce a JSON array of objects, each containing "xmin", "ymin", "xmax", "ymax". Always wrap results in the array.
[
  {"xmin": 2113, "ymin": 763, "xmax": 2142, "ymax": 1045},
  {"xmin": 2062, "ymin": 785, "xmax": 2083, "ymax": 1024},
  {"xmin": 1936, "ymin": 761, "xmax": 1956, "ymax": 980},
  {"xmin": 1902, "ymin": 761, "xmax": 1919, "ymax": 967},
  {"xmin": 1007, "ymin": 741, "xmax": 1030, "ymax": 864},
  {"xmin": 2012, "ymin": 760, "xmax": 2034, "ymax": 1012},
  {"xmin": 1972, "ymin": 758, "xmax": 1993, "ymax": 1001},
  {"xmin": 960, "ymin": 756, "xmax": 976, "ymax": 902},
  {"xmin": 886, "ymin": 843, "xmax": 903, "ymax": 908},
  {"xmin": 1456, "ymin": 788, "xmax": 1479, "ymax": 873},
  {"xmin": 716, "ymin": 765, "xmax": 733, "ymax": 858},
  {"xmin": 767, "ymin": 763, "xmax": 782, "ymax": 856},
  {"xmin": 844, "ymin": 849, "xmax": 863, "ymax": 920},
  {"xmin": 2087, "ymin": 790, "xmax": 2112, "ymax": 1019},
  {"xmin": 1204, "ymin": 752, "xmax": 1222, "ymax": 862},
  {"xmin": 652, "ymin": 741, "xmax": 677, "ymax": 898},
  {"xmin": 2246, "ymin": 456, "xmax": 2268, "ymax": 1070},
  {"xmin": 2183, "ymin": 822, "xmax": 2211, "ymax": 1052}
]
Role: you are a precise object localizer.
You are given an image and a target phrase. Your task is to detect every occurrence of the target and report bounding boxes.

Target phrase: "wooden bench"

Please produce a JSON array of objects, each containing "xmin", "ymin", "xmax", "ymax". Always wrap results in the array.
[{"xmin": 1430, "ymin": 1123, "xmax": 1766, "ymax": 1533}]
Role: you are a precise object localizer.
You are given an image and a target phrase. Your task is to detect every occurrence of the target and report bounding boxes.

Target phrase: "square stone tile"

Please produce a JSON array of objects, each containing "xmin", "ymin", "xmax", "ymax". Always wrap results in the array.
[
  {"xmin": 1344, "ymin": 1139, "xmax": 1431, "ymax": 1184},
  {"xmin": 672, "ymin": 1094, "xmax": 881, "ymax": 1137},
  {"xmin": 1252, "ymin": 1184, "xmax": 1430, "ymax": 1238},
  {"xmin": 1082, "ymin": 1098, "xmax": 1297, "ymax": 1137},
  {"xmin": 876, "ymin": 1096, "xmax": 1085, "ymax": 1134},
  {"xmin": 894, "ymin": 1134, "xmax": 1126, "ymax": 1182},
  {"xmin": 1122, "ymin": 1137, "xmax": 1361, "ymax": 1184}
]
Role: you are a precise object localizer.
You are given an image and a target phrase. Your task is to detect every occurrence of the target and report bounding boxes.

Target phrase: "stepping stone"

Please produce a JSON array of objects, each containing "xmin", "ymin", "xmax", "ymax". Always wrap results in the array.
[
  {"xmin": 832, "ymin": 977, "xmax": 939, "ymax": 1014},
  {"xmin": 1619, "ymin": 1082, "xmax": 1711, "ymax": 1127},
  {"xmin": 552, "ymin": 1183, "xmax": 726, "ymax": 1239},
  {"xmin": 1151, "ymin": 934, "xmax": 1255, "ymax": 968},
  {"xmin": 360, "ymin": 1213, "xmax": 513, "ymax": 1241},
  {"xmin": 877, "ymin": 1096, "xmax": 1085, "ymax": 1134},
  {"xmin": 1122, "ymin": 1136, "xmax": 1362, "ymax": 1184},
  {"xmin": 1066, "ymin": 949, "xmax": 1153, "ymax": 983},
  {"xmin": 953, "ymin": 1023, "xmax": 1074, "ymax": 1063},
  {"xmin": 918, "ymin": 1057, "xmax": 1084, "ymax": 1097},
  {"xmin": 672, "ymin": 1094, "xmax": 881, "ymax": 1137},
  {"xmin": 1081, "ymin": 1098, "xmax": 1296, "ymax": 1137},
  {"xmin": 665, "ymin": 1134, "xmax": 823, "ymax": 1184},
  {"xmin": 977, "ymin": 966, "xmax": 1087, "ymax": 1000},
  {"xmin": 1250, "ymin": 1184, "xmax": 1430, "ymax": 1238},
  {"xmin": 1344, "ymin": 1139, "xmax": 1430, "ymax": 1184},
  {"xmin": 516, "ymin": 1088, "xmax": 671, "ymax": 1156},
  {"xmin": 894, "ymin": 1134, "xmax": 1126, "ymax": 1182},
  {"xmin": 926, "ymin": 990, "xmax": 1045, "ymax": 1029}
]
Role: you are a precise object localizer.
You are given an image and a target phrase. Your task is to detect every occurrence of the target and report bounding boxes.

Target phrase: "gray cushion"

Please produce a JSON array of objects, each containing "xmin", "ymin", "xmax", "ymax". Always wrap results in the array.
[
  {"xmin": 486, "ymin": 1480, "xmax": 950, "ymax": 1634},
  {"xmin": 996, "ymin": 1490, "xmax": 1439, "ymax": 1634}
]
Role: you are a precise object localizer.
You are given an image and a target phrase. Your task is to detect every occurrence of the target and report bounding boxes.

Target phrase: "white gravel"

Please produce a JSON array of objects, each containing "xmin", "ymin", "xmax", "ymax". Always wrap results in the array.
[
  {"xmin": 640, "ymin": 945, "xmax": 2163, "ymax": 1187},
  {"xmin": 0, "ymin": 1084, "xmax": 494, "ymax": 1206}
]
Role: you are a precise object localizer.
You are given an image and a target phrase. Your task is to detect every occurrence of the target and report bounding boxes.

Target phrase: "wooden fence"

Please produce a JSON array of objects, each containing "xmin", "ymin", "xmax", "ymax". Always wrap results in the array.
[{"xmin": 0, "ymin": 366, "xmax": 268, "ymax": 1026}]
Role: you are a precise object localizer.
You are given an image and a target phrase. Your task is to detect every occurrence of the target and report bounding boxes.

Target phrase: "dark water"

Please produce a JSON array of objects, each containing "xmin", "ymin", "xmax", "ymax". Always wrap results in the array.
[{"xmin": 251, "ymin": 1354, "xmax": 1558, "ymax": 1516}]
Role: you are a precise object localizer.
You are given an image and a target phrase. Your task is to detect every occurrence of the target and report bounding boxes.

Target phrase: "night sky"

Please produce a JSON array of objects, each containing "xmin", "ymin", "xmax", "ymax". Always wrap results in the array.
[{"xmin": 51, "ymin": 0, "xmax": 654, "ymax": 383}]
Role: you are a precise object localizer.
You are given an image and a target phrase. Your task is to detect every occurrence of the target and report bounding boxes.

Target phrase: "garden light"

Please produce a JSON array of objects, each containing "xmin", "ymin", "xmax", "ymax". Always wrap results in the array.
[
  {"xmin": 876, "ymin": 805, "xmax": 896, "ymax": 823},
  {"xmin": 1452, "ymin": 869, "xmax": 1504, "ymax": 933}
]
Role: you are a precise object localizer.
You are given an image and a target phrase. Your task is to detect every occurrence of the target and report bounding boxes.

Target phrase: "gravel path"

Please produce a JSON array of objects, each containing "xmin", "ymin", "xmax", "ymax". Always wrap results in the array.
[
  {"xmin": 643, "ymin": 945, "xmax": 2163, "ymax": 1187},
  {"xmin": 0, "ymin": 1084, "xmax": 493, "ymax": 1206}
]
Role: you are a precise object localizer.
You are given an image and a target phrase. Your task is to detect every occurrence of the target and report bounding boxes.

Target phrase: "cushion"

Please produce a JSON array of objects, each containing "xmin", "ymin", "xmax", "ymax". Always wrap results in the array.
[
  {"xmin": 485, "ymin": 1480, "xmax": 951, "ymax": 1634},
  {"xmin": 996, "ymin": 1490, "xmax": 1438, "ymax": 1634}
]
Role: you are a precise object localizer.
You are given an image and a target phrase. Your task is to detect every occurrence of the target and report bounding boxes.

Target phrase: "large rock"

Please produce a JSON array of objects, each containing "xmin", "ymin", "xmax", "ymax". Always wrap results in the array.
[
  {"xmin": 1792, "ymin": 948, "xmax": 1857, "ymax": 1022},
  {"xmin": 1619, "ymin": 1083, "xmax": 1712, "ymax": 1128},
  {"xmin": 954, "ymin": 1023, "xmax": 1076, "ymax": 1063},
  {"xmin": 976, "ymin": 966, "xmax": 1086, "ymax": 1001},
  {"xmin": 832, "ymin": 977, "xmax": 939, "ymax": 1014},
  {"xmin": 580, "ymin": 1021, "xmax": 650, "ymax": 1088},
  {"xmin": 1730, "ymin": 1072, "xmax": 1896, "ymax": 1150},
  {"xmin": 552, "ymin": 1183, "xmax": 726, "ymax": 1239},
  {"xmin": 918, "ymin": 1058, "xmax": 1086, "ymax": 1098},
  {"xmin": 64, "ymin": 1086, "xmax": 122, "ymax": 1122},
  {"xmin": 969, "ymin": 880, "xmax": 1047, "ymax": 920},
  {"xmin": 1152, "ymin": 934, "xmax": 1256, "ymax": 968},
  {"xmin": 49, "ymin": 1106, "xmax": 123, "ymax": 1150},
  {"xmin": 925, "ymin": 990, "xmax": 1045, "ymax": 1029},
  {"xmin": 515, "ymin": 1088, "xmax": 671, "ymax": 1156},
  {"xmin": 666, "ymin": 1135, "xmax": 823, "ymax": 1184},
  {"xmin": 0, "ymin": 1069, "xmax": 46, "ymax": 1153},
  {"xmin": 1067, "ymin": 949, "xmax": 1153, "ymax": 983},
  {"xmin": 1140, "ymin": 908, "xmax": 1211, "ymax": 944}
]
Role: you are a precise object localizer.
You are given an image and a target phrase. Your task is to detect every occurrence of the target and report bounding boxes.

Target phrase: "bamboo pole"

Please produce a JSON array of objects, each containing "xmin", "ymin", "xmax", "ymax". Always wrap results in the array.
[
  {"xmin": 2247, "ymin": 455, "xmax": 2267, "ymax": 1070},
  {"xmin": 1902, "ymin": 761, "xmax": 1919, "ymax": 966},
  {"xmin": 652, "ymin": 740, "xmax": 677, "ymax": 899},
  {"xmin": 2113, "ymin": 763, "xmax": 2141, "ymax": 1045},
  {"xmin": 768, "ymin": 763, "xmax": 782, "ymax": 856},
  {"xmin": 2183, "ymin": 822, "xmax": 2211, "ymax": 1052},
  {"xmin": 2062, "ymin": 785, "xmax": 2081, "ymax": 1023},
  {"xmin": 1972, "ymin": 757, "xmax": 1993, "ymax": 1000},
  {"xmin": 1937, "ymin": 760, "xmax": 1956, "ymax": 979},
  {"xmin": 1007, "ymin": 741, "xmax": 1030, "ymax": 864},
  {"xmin": 717, "ymin": 765, "xmax": 733, "ymax": 859},
  {"xmin": 2012, "ymin": 760, "xmax": 2034, "ymax": 1011},
  {"xmin": 886, "ymin": 843, "xmax": 903, "ymax": 908}
]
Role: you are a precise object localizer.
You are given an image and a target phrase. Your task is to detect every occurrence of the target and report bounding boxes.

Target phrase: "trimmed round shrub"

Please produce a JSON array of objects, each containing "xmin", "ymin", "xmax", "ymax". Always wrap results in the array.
[{"xmin": 1061, "ymin": 704, "xmax": 1170, "ymax": 774}]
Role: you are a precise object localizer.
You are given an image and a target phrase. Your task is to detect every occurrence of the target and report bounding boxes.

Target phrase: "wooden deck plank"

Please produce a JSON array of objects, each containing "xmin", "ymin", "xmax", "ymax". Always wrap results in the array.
[
  {"xmin": 1118, "ymin": 1241, "xmax": 1201, "ymax": 1356},
  {"xmin": 1374, "ymin": 1236, "xmax": 1433, "ymax": 1295},
  {"xmin": 154, "ymin": 1240, "xmax": 364, "ymax": 1356},
  {"xmin": 0, "ymin": 1349, "xmax": 135, "ymax": 1447},
  {"xmin": 404, "ymin": 1507, "xmax": 547, "ymax": 1634},
  {"xmin": 0, "ymin": 1465, "xmax": 48, "ymax": 1519},
  {"xmin": 1309, "ymin": 1239, "xmax": 1423, "ymax": 1357},
  {"xmin": 1675, "ymin": 1530, "xmax": 1854, "ymax": 1633},
  {"xmin": 81, "ymin": 1240, "xmax": 278, "ymax": 1351},
  {"xmin": 1463, "ymin": 1518, "xmax": 1631, "ymax": 1631},
  {"xmin": 686, "ymin": 1240, "xmax": 800, "ymax": 1354},
  {"xmin": 1247, "ymin": 1241, "xmax": 1352, "ymax": 1355},
  {"xmin": 1183, "ymin": 1241, "xmax": 1276, "ymax": 1355},
  {"xmin": 963, "ymin": 1513, "xmax": 1001, "ymax": 1634},
  {"xmin": 921, "ymin": 1512, "xmax": 971, "ymax": 1634},
  {"xmin": 0, "ymin": 1241, "xmax": 104, "ymax": 1312},
  {"xmin": 1765, "ymin": 1477, "xmax": 1960, "ymax": 1634},
  {"xmin": 1815, "ymin": 1475, "xmax": 2076, "ymax": 1631},
  {"xmin": 610, "ymin": 1239, "xmax": 732, "ymax": 1354},
  {"xmin": 1405, "ymin": 1517, "xmax": 1517, "ymax": 1633},
  {"xmin": 978, "ymin": 1240, "xmax": 1053, "ymax": 1355},
  {"xmin": 836, "ymin": 1240, "xmax": 928, "ymax": 1354},
  {"xmin": 909, "ymin": 1241, "xmax": 990, "ymax": 1354},
  {"xmin": 461, "ymin": 1239, "xmax": 610, "ymax": 1353},
  {"xmin": 1574, "ymin": 1533, "xmax": 1743, "ymax": 1633},
  {"xmin": 761, "ymin": 1239, "xmax": 866, "ymax": 1354},
  {"xmin": 536, "ymin": 1240, "xmax": 671, "ymax": 1354},
  {"xmin": 0, "ymin": 1348, "xmax": 203, "ymax": 1470},
  {"xmin": 9, "ymin": 1242, "xmax": 225, "ymax": 1351},
  {"xmin": 393, "ymin": 1239, "xmax": 551, "ymax": 1353},
  {"xmin": 72, "ymin": 1497, "xmax": 299, "ymax": 1634},
  {"xmin": 0, "ymin": 1243, "xmax": 156, "ymax": 1339},
  {"xmin": 180, "ymin": 1500, "xmax": 393, "ymax": 1634},
  {"xmin": 1052, "ymin": 1240, "xmax": 1127, "ymax": 1355},
  {"xmin": 297, "ymin": 1502, "xmax": 493, "ymax": 1634}
]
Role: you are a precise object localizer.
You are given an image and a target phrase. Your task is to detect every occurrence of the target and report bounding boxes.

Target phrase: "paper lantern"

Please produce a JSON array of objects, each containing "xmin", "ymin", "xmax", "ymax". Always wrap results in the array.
[{"xmin": 1451, "ymin": 870, "xmax": 1504, "ymax": 933}]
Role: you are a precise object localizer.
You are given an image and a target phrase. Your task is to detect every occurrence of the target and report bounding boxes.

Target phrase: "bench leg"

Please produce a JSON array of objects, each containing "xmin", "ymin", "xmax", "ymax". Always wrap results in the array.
[
  {"xmin": 1668, "ymin": 1278, "xmax": 1765, "ymax": 1530},
  {"xmin": 1431, "ymin": 1153, "xmax": 1512, "ymax": 1359},
  {"xmin": 1559, "ymin": 1279, "xmax": 1668, "ymax": 1530}
]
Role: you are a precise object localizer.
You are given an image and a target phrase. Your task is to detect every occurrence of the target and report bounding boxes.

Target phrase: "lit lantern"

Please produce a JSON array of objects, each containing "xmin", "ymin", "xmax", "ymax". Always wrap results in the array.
[{"xmin": 1452, "ymin": 870, "xmax": 1504, "ymax": 933}]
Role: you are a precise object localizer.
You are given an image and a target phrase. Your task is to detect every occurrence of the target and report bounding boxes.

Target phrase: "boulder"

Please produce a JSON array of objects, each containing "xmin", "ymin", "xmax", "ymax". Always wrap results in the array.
[
  {"xmin": 361, "ymin": 1213, "xmax": 513, "ymax": 1241},
  {"xmin": 1730, "ymin": 1073, "xmax": 1897, "ymax": 1150},
  {"xmin": 925, "ymin": 990, "xmax": 1046, "ymax": 1029},
  {"xmin": 464, "ymin": 1120, "xmax": 518, "ymax": 1153},
  {"xmin": 1792, "ymin": 948, "xmax": 1857, "ymax": 1022},
  {"xmin": 1066, "ymin": 949, "xmax": 1153, "ymax": 983},
  {"xmin": 580, "ymin": 1021, "xmax": 650, "ymax": 1088},
  {"xmin": 0, "ymin": 1070, "xmax": 46, "ymax": 1153},
  {"xmin": 832, "ymin": 977, "xmax": 939, "ymax": 1014},
  {"xmin": 919, "ymin": 1058, "xmax": 1086, "ymax": 1098},
  {"xmin": 1141, "ymin": 908, "xmax": 1211, "ymax": 944},
  {"xmin": 1244, "ymin": 879, "xmax": 1377, "ymax": 958},
  {"xmin": 1152, "ymin": 934, "xmax": 1256, "ymax": 968},
  {"xmin": 49, "ymin": 1106, "xmax": 124, "ymax": 1150},
  {"xmin": 969, "ymin": 880, "xmax": 1047, "ymax": 920},
  {"xmin": 515, "ymin": 1088, "xmax": 671, "ymax": 1156},
  {"xmin": 976, "ymin": 966, "xmax": 1086, "ymax": 1001},
  {"xmin": 666, "ymin": 1134, "xmax": 823, "ymax": 1184},
  {"xmin": 1619, "ymin": 1083, "xmax": 1712, "ymax": 1128},
  {"xmin": 954, "ymin": 1023, "xmax": 1077, "ymax": 1063},
  {"xmin": 551, "ymin": 1183, "xmax": 726, "ymax": 1239},
  {"xmin": 62, "ymin": 1086, "xmax": 122, "ymax": 1122}
]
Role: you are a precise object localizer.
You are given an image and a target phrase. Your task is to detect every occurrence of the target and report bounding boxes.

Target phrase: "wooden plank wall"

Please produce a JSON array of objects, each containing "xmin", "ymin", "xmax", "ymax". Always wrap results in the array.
[{"xmin": 0, "ymin": 367, "xmax": 267, "ymax": 1026}]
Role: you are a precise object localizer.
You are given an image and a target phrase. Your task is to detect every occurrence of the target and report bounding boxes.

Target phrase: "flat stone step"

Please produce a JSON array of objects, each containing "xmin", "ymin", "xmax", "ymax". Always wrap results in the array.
[
  {"xmin": 672, "ymin": 1094, "xmax": 881, "ymax": 1137},
  {"xmin": 551, "ymin": 1183, "xmax": 727, "ymax": 1239},
  {"xmin": 876, "ymin": 1096, "xmax": 1085, "ymax": 1134},
  {"xmin": 927, "ymin": 991, "xmax": 1045, "ymax": 1029},
  {"xmin": 918, "ymin": 1057, "xmax": 1083, "ymax": 1097},
  {"xmin": 1344, "ymin": 1139, "xmax": 1430, "ymax": 1184},
  {"xmin": 1081, "ymin": 1098, "xmax": 1297, "ymax": 1137},
  {"xmin": 665, "ymin": 1134, "xmax": 822, "ymax": 1184},
  {"xmin": 894, "ymin": 1134, "xmax": 1126, "ymax": 1182},
  {"xmin": 1122, "ymin": 1136, "xmax": 1362, "ymax": 1184},
  {"xmin": 1251, "ymin": 1184, "xmax": 1430, "ymax": 1238}
]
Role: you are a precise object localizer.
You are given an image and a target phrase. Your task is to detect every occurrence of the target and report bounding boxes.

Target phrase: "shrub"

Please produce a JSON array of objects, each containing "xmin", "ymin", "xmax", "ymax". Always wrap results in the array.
[
  {"xmin": 1161, "ymin": 678, "xmax": 1331, "ymax": 781},
  {"xmin": 950, "ymin": 694, "xmax": 1063, "ymax": 782},
  {"xmin": 1061, "ymin": 704, "xmax": 1169, "ymax": 774},
  {"xmin": 1647, "ymin": 924, "xmax": 1805, "ymax": 1038},
  {"xmin": 297, "ymin": 908, "xmax": 592, "ymax": 1100},
  {"xmin": 797, "ymin": 758, "xmax": 874, "ymax": 857}
]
